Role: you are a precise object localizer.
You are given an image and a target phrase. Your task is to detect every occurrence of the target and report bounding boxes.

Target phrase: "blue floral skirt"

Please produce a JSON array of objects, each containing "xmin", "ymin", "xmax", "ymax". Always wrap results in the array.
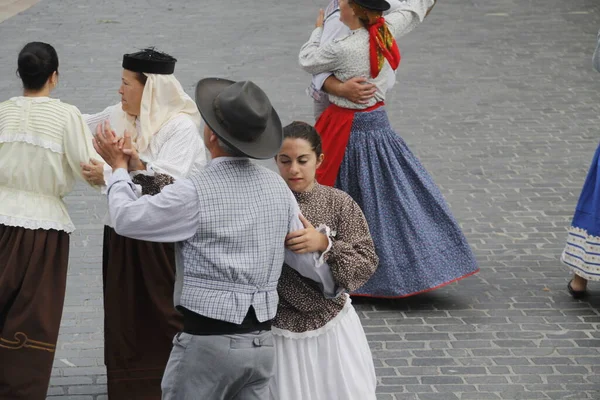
[{"xmin": 335, "ymin": 106, "xmax": 479, "ymax": 297}]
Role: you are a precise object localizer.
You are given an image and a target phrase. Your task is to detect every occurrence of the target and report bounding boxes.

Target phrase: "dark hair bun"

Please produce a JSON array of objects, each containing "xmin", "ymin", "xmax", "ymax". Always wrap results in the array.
[
  {"xmin": 18, "ymin": 52, "xmax": 43, "ymax": 76},
  {"xmin": 16, "ymin": 42, "xmax": 59, "ymax": 91}
]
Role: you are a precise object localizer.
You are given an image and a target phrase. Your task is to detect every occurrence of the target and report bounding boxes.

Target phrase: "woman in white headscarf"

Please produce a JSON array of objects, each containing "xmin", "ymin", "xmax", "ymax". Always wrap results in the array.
[{"xmin": 81, "ymin": 48, "xmax": 206, "ymax": 400}]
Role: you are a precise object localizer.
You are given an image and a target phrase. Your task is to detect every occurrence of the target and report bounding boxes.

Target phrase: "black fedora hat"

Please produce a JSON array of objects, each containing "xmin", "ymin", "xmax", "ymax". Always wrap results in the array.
[
  {"xmin": 195, "ymin": 78, "xmax": 283, "ymax": 160},
  {"xmin": 352, "ymin": 0, "xmax": 390, "ymax": 11}
]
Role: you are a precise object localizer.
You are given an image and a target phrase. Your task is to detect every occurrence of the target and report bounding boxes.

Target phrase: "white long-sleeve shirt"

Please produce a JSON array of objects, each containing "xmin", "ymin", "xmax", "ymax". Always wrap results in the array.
[
  {"xmin": 0, "ymin": 97, "xmax": 99, "ymax": 232},
  {"xmin": 84, "ymin": 104, "xmax": 207, "ymax": 180},
  {"xmin": 84, "ymin": 104, "xmax": 208, "ymax": 226}
]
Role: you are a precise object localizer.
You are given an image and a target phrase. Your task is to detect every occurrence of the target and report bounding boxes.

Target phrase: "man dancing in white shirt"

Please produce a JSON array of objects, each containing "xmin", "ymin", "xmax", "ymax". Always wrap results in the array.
[{"xmin": 94, "ymin": 78, "xmax": 335, "ymax": 399}]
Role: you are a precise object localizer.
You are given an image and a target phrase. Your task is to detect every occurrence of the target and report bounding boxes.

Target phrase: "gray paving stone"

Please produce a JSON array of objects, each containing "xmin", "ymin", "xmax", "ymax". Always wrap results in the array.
[
  {"xmin": 412, "ymin": 358, "xmax": 458, "ymax": 367},
  {"xmin": 377, "ymin": 386, "xmax": 410, "ymax": 394},
  {"xmin": 66, "ymin": 386, "xmax": 107, "ymax": 396},
  {"xmin": 531, "ymin": 357, "xmax": 575, "ymax": 365},
  {"xmin": 421, "ymin": 376, "xmax": 464, "ymax": 385},
  {"xmin": 555, "ymin": 366, "xmax": 591, "ymax": 375},
  {"xmin": 0, "ymin": 0, "xmax": 599, "ymax": 399},
  {"xmin": 49, "ymin": 378, "xmax": 94, "ymax": 387},
  {"xmin": 511, "ymin": 393, "xmax": 550, "ymax": 400},
  {"xmin": 417, "ymin": 394, "xmax": 459, "ymax": 400},
  {"xmin": 404, "ymin": 385, "xmax": 435, "ymax": 393},
  {"xmin": 46, "ymin": 397, "xmax": 93, "ymax": 400},
  {"xmin": 493, "ymin": 358, "xmax": 532, "ymax": 366},
  {"xmin": 381, "ymin": 377, "xmax": 420, "ymax": 385},
  {"xmin": 393, "ymin": 395, "xmax": 418, "ymax": 400},
  {"xmin": 487, "ymin": 367, "xmax": 512, "ymax": 375},
  {"xmin": 509, "ymin": 375, "xmax": 544, "ymax": 384},
  {"xmin": 458, "ymin": 357, "xmax": 495, "ymax": 367},
  {"xmin": 440, "ymin": 367, "xmax": 486, "ymax": 376},
  {"xmin": 462, "ymin": 394, "xmax": 502, "ymax": 400},
  {"xmin": 546, "ymin": 393, "xmax": 594, "ymax": 400},
  {"xmin": 46, "ymin": 387, "xmax": 65, "ymax": 397}
]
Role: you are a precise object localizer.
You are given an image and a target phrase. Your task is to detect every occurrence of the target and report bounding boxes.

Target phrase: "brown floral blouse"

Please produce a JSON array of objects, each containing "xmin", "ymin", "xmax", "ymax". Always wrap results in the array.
[{"xmin": 273, "ymin": 183, "xmax": 378, "ymax": 333}]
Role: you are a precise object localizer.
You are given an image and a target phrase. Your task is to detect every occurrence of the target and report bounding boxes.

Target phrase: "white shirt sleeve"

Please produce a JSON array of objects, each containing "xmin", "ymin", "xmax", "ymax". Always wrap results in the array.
[
  {"xmin": 385, "ymin": 0, "xmax": 407, "ymax": 12},
  {"xmin": 63, "ymin": 106, "xmax": 103, "ymax": 190},
  {"xmin": 144, "ymin": 117, "xmax": 206, "ymax": 180},
  {"xmin": 83, "ymin": 104, "xmax": 119, "ymax": 134},
  {"xmin": 83, "ymin": 104, "xmax": 119, "ymax": 192},
  {"xmin": 299, "ymin": 27, "xmax": 343, "ymax": 76},
  {"xmin": 107, "ymin": 168, "xmax": 200, "ymax": 242},
  {"xmin": 311, "ymin": 10, "xmax": 347, "ymax": 91},
  {"xmin": 385, "ymin": 0, "xmax": 436, "ymax": 39},
  {"xmin": 284, "ymin": 190, "xmax": 342, "ymax": 298}
]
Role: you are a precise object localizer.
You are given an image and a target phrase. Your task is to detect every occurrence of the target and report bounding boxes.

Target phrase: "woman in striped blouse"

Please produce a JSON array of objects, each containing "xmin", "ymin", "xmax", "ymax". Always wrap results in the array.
[{"xmin": 0, "ymin": 42, "xmax": 99, "ymax": 400}]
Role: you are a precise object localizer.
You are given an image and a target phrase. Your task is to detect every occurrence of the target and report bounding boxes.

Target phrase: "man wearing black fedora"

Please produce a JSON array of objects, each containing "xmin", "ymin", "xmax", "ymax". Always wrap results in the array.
[{"xmin": 93, "ymin": 78, "xmax": 335, "ymax": 399}]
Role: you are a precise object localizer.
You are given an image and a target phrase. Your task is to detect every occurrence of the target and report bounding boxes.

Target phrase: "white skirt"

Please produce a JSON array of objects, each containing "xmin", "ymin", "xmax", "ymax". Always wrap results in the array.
[
  {"xmin": 269, "ymin": 296, "xmax": 377, "ymax": 400},
  {"xmin": 562, "ymin": 227, "xmax": 600, "ymax": 281}
]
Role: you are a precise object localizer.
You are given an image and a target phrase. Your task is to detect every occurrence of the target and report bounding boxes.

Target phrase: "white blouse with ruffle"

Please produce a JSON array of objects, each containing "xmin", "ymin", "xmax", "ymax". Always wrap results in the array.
[{"xmin": 0, "ymin": 96, "xmax": 100, "ymax": 233}]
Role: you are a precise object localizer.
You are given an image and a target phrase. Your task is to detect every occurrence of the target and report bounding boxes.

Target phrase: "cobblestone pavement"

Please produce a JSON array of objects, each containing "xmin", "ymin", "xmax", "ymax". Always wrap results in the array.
[{"xmin": 1, "ymin": 0, "xmax": 600, "ymax": 399}]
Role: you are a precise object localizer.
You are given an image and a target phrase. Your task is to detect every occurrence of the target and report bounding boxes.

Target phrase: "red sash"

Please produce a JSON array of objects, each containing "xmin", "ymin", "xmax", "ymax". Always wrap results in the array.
[{"xmin": 315, "ymin": 102, "xmax": 383, "ymax": 187}]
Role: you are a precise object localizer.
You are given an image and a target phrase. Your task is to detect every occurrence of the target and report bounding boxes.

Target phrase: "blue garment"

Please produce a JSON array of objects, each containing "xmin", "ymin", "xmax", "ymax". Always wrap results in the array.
[
  {"xmin": 560, "ymin": 28, "xmax": 600, "ymax": 280},
  {"xmin": 335, "ymin": 107, "xmax": 479, "ymax": 297},
  {"xmin": 570, "ymin": 143, "xmax": 600, "ymax": 236},
  {"xmin": 561, "ymin": 143, "xmax": 600, "ymax": 281}
]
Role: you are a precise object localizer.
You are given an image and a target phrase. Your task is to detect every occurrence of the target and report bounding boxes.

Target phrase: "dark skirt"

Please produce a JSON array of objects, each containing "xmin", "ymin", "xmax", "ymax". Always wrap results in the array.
[
  {"xmin": 0, "ymin": 224, "xmax": 70, "ymax": 400},
  {"xmin": 332, "ymin": 107, "xmax": 480, "ymax": 297},
  {"xmin": 102, "ymin": 226, "xmax": 183, "ymax": 399}
]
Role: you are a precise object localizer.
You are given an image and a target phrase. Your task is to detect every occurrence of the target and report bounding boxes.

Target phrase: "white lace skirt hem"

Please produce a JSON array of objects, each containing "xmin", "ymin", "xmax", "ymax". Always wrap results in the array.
[
  {"xmin": 269, "ymin": 297, "xmax": 376, "ymax": 400},
  {"xmin": 562, "ymin": 227, "xmax": 600, "ymax": 282}
]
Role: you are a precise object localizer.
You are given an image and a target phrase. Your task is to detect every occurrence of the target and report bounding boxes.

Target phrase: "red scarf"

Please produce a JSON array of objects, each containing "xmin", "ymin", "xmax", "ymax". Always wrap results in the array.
[{"xmin": 367, "ymin": 17, "xmax": 401, "ymax": 78}]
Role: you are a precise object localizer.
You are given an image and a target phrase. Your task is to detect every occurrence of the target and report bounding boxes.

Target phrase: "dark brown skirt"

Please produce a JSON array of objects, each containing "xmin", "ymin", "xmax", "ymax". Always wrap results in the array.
[
  {"xmin": 102, "ymin": 226, "xmax": 183, "ymax": 400},
  {"xmin": 0, "ymin": 224, "xmax": 70, "ymax": 400}
]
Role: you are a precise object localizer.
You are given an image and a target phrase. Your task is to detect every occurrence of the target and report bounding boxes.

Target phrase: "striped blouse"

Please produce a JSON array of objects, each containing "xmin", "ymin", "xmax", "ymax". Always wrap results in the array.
[{"xmin": 0, "ymin": 96, "xmax": 99, "ymax": 233}]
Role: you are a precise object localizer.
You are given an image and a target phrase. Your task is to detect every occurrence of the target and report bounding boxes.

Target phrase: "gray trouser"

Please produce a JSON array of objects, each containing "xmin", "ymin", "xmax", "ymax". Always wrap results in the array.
[{"xmin": 161, "ymin": 330, "xmax": 275, "ymax": 400}]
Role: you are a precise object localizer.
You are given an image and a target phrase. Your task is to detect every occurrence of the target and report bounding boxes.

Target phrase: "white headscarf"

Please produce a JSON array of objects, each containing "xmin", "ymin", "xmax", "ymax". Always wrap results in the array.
[{"xmin": 112, "ymin": 74, "xmax": 202, "ymax": 153}]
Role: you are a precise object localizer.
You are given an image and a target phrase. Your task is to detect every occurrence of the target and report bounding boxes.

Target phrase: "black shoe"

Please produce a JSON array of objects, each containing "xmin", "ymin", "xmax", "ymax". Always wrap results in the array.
[{"xmin": 567, "ymin": 280, "xmax": 587, "ymax": 299}]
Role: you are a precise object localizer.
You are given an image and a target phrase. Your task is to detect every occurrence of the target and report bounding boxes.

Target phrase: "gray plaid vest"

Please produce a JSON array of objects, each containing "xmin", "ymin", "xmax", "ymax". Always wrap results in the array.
[{"xmin": 178, "ymin": 159, "xmax": 293, "ymax": 324}]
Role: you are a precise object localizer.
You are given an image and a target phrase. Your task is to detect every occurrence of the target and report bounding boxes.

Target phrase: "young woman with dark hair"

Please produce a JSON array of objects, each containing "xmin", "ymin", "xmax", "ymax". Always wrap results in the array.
[
  {"xmin": 270, "ymin": 121, "xmax": 378, "ymax": 400},
  {"xmin": 0, "ymin": 41, "xmax": 99, "ymax": 399}
]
